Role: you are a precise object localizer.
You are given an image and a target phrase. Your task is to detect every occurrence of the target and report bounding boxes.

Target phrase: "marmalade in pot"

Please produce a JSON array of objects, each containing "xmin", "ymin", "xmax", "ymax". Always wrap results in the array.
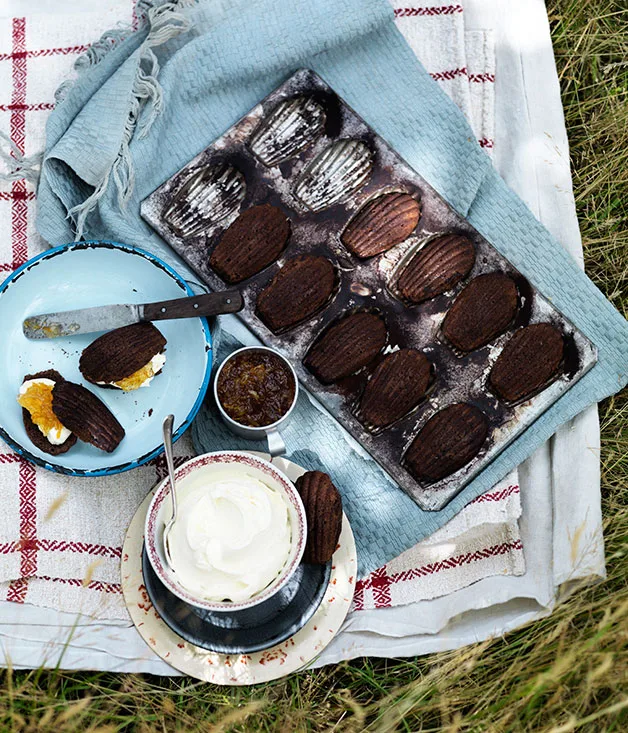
[{"xmin": 217, "ymin": 351, "xmax": 296, "ymax": 427}]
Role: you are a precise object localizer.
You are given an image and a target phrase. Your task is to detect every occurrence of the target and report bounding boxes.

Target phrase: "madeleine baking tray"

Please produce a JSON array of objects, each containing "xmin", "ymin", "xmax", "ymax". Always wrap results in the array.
[{"xmin": 141, "ymin": 68, "xmax": 597, "ymax": 510}]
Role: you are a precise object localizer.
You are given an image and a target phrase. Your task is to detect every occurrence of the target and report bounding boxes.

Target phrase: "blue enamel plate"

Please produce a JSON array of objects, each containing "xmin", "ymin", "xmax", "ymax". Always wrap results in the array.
[{"xmin": 0, "ymin": 241, "xmax": 212, "ymax": 476}]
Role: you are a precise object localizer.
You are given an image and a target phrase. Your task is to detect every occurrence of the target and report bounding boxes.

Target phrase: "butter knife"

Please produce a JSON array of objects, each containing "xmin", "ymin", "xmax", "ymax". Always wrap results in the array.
[{"xmin": 22, "ymin": 291, "xmax": 243, "ymax": 340}]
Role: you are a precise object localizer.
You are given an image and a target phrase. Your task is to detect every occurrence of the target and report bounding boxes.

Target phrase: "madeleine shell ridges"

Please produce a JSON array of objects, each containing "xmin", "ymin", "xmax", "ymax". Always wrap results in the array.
[
  {"xmin": 163, "ymin": 163, "xmax": 246, "ymax": 238},
  {"xmin": 295, "ymin": 470, "xmax": 343, "ymax": 564},
  {"xmin": 489, "ymin": 322, "xmax": 565, "ymax": 402},
  {"xmin": 341, "ymin": 192, "xmax": 421, "ymax": 258},
  {"xmin": 256, "ymin": 255, "xmax": 336, "ymax": 332},
  {"xmin": 209, "ymin": 203, "xmax": 291, "ymax": 284},
  {"xmin": 442, "ymin": 272, "xmax": 518, "ymax": 352},
  {"xmin": 294, "ymin": 139, "xmax": 374, "ymax": 212},
  {"xmin": 404, "ymin": 402, "xmax": 489, "ymax": 484},
  {"xmin": 397, "ymin": 234, "xmax": 475, "ymax": 303},
  {"xmin": 304, "ymin": 311, "xmax": 387, "ymax": 384},
  {"xmin": 52, "ymin": 381, "xmax": 125, "ymax": 453},
  {"xmin": 249, "ymin": 96, "xmax": 326, "ymax": 166},
  {"xmin": 359, "ymin": 349, "xmax": 432, "ymax": 428},
  {"xmin": 80, "ymin": 322, "xmax": 167, "ymax": 386}
]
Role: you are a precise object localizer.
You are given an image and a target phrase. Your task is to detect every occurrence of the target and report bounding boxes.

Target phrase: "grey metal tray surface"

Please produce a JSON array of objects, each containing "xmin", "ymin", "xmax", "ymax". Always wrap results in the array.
[{"xmin": 141, "ymin": 69, "xmax": 597, "ymax": 510}]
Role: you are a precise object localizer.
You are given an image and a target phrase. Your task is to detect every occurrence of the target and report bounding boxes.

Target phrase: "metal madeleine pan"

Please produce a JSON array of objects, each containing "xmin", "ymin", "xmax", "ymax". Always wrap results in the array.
[{"xmin": 141, "ymin": 69, "xmax": 597, "ymax": 510}]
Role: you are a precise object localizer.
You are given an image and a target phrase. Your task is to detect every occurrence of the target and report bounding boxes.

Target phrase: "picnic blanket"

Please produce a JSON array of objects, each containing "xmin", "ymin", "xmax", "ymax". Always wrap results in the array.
[
  {"xmin": 2, "ymin": 3, "xmax": 616, "ymax": 670},
  {"xmin": 32, "ymin": 0, "xmax": 628, "ymax": 574}
]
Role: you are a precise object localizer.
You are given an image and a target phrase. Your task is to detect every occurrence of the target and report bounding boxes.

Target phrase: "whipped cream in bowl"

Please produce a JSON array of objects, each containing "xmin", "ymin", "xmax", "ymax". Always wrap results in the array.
[{"xmin": 145, "ymin": 451, "xmax": 306, "ymax": 611}]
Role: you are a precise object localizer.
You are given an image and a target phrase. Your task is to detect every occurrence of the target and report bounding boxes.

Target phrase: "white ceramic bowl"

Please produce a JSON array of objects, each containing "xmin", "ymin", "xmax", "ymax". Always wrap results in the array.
[{"xmin": 144, "ymin": 451, "xmax": 307, "ymax": 611}]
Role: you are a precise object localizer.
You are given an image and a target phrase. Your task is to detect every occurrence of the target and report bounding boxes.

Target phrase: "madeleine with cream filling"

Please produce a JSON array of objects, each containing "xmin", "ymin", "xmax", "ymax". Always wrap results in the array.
[{"xmin": 79, "ymin": 322, "xmax": 167, "ymax": 391}]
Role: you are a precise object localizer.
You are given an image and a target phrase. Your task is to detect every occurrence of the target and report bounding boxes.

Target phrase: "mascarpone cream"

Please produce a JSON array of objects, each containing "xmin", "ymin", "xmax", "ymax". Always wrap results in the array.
[{"xmin": 167, "ymin": 472, "xmax": 292, "ymax": 602}]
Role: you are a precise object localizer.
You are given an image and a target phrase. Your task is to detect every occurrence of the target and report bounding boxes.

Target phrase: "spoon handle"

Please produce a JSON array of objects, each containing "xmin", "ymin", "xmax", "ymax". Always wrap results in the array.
[{"xmin": 163, "ymin": 414, "xmax": 177, "ymax": 519}]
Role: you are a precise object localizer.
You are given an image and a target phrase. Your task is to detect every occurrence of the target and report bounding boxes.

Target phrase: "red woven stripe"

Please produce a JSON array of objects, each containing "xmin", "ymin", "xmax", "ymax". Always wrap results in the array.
[
  {"xmin": 5, "ymin": 575, "xmax": 122, "ymax": 598},
  {"xmin": 0, "ymin": 44, "xmax": 89, "ymax": 62},
  {"xmin": 0, "ymin": 190, "xmax": 36, "ymax": 201},
  {"xmin": 0, "ymin": 541, "xmax": 21, "ymax": 554},
  {"xmin": 470, "ymin": 484, "xmax": 518, "ymax": 503},
  {"xmin": 430, "ymin": 66, "xmax": 467, "ymax": 82},
  {"xmin": 18, "ymin": 461, "xmax": 37, "ymax": 577},
  {"xmin": 10, "ymin": 18, "xmax": 30, "ymax": 272},
  {"xmin": 11, "ymin": 179, "xmax": 28, "ymax": 269},
  {"xmin": 6, "ymin": 578, "xmax": 29, "ymax": 603},
  {"xmin": 354, "ymin": 540, "xmax": 524, "ymax": 610},
  {"xmin": 7, "ymin": 19, "xmax": 39, "ymax": 586},
  {"xmin": 390, "ymin": 540, "xmax": 524, "ymax": 584},
  {"xmin": 0, "ymin": 453, "xmax": 28, "ymax": 463},
  {"xmin": 0, "ymin": 102, "xmax": 54, "ymax": 112},
  {"xmin": 0, "ymin": 539, "xmax": 122, "ymax": 558},
  {"xmin": 468, "ymin": 72, "xmax": 495, "ymax": 83},
  {"xmin": 37, "ymin": 576, "xmax": 123, "ymax": 595},
  {"xmin": 429, "ymin": 67, "xmax": 495, "ymax": 84},
  {"xmin": 394, "ymin": 5, "xmax": 463, "ymax": 17},
  {"xmin": 39, "ymin": 539, "xmax": 123, "ymax": 558},
  {"xmin": 10, "ymin": 18, "xmax": 26, "ymax": 153}
]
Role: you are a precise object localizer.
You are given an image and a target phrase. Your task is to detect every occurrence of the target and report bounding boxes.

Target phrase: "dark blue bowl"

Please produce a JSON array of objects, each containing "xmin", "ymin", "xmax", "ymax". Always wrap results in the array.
[{"xmin": 142, "ymin": 546, "xmax": 331, "ymax": 654}]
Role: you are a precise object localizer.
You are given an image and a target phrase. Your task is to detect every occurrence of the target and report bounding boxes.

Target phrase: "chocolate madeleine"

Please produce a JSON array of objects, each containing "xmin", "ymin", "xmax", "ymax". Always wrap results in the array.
[
  {"xmin": 405, "ymin": 403, "xmax": 488, "ymax": 483},
  {"xmin": 209, "ymin": 204, "xmax": 290, "ymax": 284},
  {"xmin": 52, "ymin": 382, "xmax": 125, "ymax": 453},
  {"xmin": 256, "ymin": 255, "xmax": 336, "ymax": 332},
  {"xmin": 304, "ymin": 312, "xmax": 387, "ymax": 384},
  {"xmin": 341, "ymin": 192, "xmax": 421, "ymax": 258},
  {"xmin": 19, "ymin": 370, "xmax": 77, "ymax": 456},
  {"xmin": 359, "ymin": 349, "xmax": 431, "ymax": 428},
  {"xmin": 398, "ymin": 234, "xmax": 475, "ymax": 304},
  {"xmin": 490, "ymin": 323, "xmax": 565, "ymax": 402},
  {"xmin": 80, "ymin": 322, "xmax": 166, "ymax": 388},
  {"xmin": 295, "ymin": 470, "xmax": 343, "ymax": 564},
  {"xmin": 442, "ymin": 272, "xmax": 518, "ymax": 352}
]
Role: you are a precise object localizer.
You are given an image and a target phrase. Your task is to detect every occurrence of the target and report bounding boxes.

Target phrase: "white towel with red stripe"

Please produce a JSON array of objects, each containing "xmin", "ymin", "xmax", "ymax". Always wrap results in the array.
[{"xmin": 0, "ymin": 0, "xmax": 604, "ymax": 673}]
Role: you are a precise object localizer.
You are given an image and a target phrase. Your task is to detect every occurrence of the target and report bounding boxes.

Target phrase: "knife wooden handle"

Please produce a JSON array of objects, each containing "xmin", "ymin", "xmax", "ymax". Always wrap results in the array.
[{"xmin": 143, "ymin": 291, "xmax": 243, "ymax": 322}]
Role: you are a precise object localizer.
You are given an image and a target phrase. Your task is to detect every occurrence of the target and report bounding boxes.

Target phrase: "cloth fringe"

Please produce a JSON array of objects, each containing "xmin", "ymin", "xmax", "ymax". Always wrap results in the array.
[
  {"xmin": 0, "ymin": 1, "xmax": 194, "ymax": 236},
  {"xmin": 69, "ymin": 0, "xmax": 194, "ymax": 237},
  {"xmin": 54, "ymin": 25, "xmax": 133, "ymax": 105},
  {"xmin": 0, "ymin": 129, "xmax": 43, "ymax": 185},
  {"xmin": 2, "ymin": 15, "xmax": 138, "ymax": 184}
]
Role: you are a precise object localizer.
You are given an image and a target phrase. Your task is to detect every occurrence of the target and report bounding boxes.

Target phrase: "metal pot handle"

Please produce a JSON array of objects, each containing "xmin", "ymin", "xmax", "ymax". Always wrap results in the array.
[{"xmin": 266, "ymin": 428, "xmax": 286, "ymax": 459}]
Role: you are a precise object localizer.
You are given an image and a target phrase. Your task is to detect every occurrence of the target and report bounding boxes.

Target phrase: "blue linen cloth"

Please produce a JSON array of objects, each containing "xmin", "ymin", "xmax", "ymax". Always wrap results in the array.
[{"xmin": 36, "ymin": 0, "xmax": 628, "ymax": 575}]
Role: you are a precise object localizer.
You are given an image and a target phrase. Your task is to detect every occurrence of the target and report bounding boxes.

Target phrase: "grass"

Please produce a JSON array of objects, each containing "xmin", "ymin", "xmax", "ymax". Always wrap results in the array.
[{"xmin": 1, "ymin": 0, "xmax": 627, "ymax": 730}]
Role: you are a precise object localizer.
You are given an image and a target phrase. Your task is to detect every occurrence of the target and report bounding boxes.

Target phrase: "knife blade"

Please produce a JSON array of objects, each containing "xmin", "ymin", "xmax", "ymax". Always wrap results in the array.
[{"xmin": 22, "ymin": 291, "xmax": 243, "ymax": 340}]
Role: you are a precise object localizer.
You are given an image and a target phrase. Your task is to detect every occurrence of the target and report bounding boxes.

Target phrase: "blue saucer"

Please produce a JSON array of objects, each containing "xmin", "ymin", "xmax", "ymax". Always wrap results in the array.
[
  {"xmin": 0, "ymin": 241, "xmax": 212, "ymax": 475},
  {"xmin": 142, "ymin": 546, "xmax": 331, "ymax": 654}
]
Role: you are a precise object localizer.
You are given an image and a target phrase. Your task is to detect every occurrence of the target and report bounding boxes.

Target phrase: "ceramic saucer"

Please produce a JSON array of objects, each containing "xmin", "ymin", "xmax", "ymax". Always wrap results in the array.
[{"xmin": 122, "ymin": 454, "xmax": 356, "ymax": 684}]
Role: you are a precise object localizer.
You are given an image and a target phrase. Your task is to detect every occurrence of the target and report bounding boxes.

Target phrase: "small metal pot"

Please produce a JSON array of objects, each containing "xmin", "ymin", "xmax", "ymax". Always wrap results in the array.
[{"xmin": 214, "ymin": 346, "xmax": 299, "ymax": 458}]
